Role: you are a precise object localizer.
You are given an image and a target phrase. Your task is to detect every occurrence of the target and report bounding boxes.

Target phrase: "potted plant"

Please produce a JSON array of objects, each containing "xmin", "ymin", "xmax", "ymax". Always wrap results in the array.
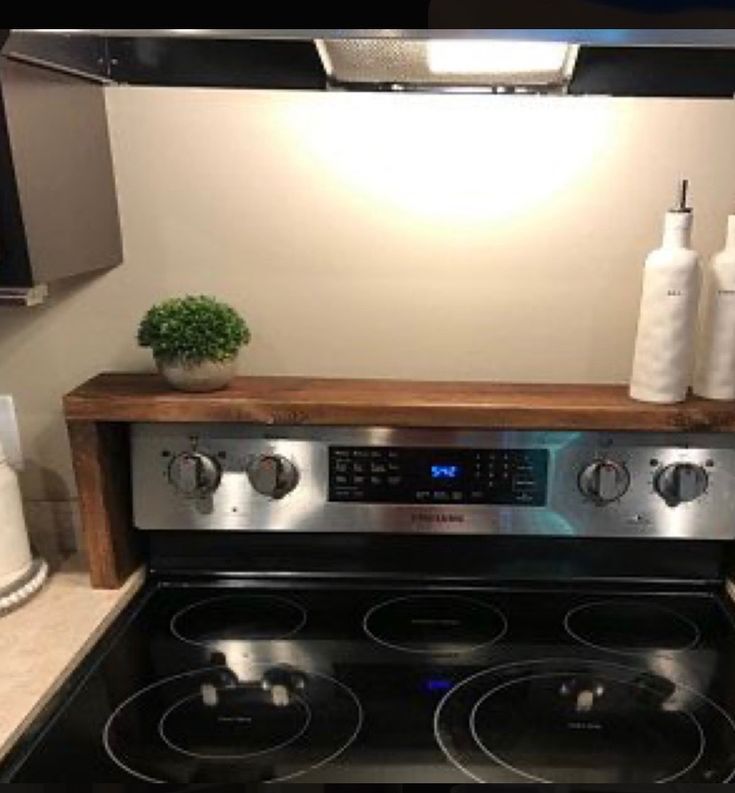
[{"xmin": 137, "ymin": 295, "xmax": 250, "ymax": 392}]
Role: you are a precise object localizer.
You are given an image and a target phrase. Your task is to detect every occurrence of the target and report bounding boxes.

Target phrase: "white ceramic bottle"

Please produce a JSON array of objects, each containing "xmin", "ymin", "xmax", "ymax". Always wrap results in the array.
[
  {"xmin": 694, "ymin": 215, "xmax": 735, "ymax": 400},
  {"xmin": 629, "ymin": 180, "xmax": 701, "ymax": 403}
]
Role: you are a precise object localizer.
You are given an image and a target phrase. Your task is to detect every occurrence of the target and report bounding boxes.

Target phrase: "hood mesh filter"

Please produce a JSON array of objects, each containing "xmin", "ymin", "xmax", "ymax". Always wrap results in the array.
[{"xmin": 316, "ymin": 38, "xmax": 577, "ymax": 90}]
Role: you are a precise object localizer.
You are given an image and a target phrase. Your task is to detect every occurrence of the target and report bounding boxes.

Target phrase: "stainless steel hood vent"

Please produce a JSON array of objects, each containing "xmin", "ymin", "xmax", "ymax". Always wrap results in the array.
[{"xmin": 5, "ymin": 30, "xmax": 735, "ymax": 98}]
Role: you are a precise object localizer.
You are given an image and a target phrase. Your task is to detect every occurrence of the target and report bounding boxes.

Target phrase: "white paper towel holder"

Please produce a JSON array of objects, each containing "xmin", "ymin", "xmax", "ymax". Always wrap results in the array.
[{"xmin": 0, "ymin": 439, "xmax": 47, "ymax": 615}]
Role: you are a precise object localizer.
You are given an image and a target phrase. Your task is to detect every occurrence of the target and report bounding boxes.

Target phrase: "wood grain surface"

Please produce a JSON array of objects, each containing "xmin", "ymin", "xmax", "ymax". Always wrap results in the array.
[
  {"xmin": 65, "ymin": 372, "xmax": 735, "ymax": 432},
  {"xmin": 66, "ymin": 421, "xmax": 139, "ymax": 588}
]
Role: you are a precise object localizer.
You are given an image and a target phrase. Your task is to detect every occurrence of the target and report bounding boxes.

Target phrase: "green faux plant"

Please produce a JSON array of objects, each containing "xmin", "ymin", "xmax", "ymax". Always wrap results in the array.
[{"xmin": 137, "ymin": 295, "xmax": 250, "ymax": 364}]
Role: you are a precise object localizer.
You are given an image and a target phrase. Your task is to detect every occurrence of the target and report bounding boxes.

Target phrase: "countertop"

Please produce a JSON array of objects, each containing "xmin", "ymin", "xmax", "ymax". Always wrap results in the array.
[{"xmin": 0, "ymin": 555, "xmax": 145, "ymax": 760}]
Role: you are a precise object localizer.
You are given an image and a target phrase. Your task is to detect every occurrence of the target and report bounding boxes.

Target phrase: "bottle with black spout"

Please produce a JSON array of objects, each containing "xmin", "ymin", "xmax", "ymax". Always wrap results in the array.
[{"xmin": 629, "ymin": 180, "xmax": 701, "ymax": 403}]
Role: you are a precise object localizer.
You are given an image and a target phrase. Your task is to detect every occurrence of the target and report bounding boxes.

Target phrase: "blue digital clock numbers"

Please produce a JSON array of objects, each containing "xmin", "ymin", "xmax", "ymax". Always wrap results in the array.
[{"xmin": 431, "ymin": 465, "xmax": 460, "ymax": 479}]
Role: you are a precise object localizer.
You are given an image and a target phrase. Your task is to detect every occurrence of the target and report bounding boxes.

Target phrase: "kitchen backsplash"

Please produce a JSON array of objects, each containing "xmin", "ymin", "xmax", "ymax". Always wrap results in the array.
[{"xmin": 1, "ymin": 88, "xmax": 735, "ymax": 550}]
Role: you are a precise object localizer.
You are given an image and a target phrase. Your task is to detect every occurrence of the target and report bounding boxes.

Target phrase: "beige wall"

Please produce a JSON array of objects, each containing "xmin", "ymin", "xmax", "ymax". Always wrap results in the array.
[{"xmin": 2, "ymin": 88, "xmax": 735, "ymax": 510}]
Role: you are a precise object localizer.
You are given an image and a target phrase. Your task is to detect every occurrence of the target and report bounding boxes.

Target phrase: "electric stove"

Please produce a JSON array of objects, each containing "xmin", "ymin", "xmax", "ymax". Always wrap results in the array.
[{"xmin": 4, "ymin": 424, "xmax": 735, "ymax": 784}]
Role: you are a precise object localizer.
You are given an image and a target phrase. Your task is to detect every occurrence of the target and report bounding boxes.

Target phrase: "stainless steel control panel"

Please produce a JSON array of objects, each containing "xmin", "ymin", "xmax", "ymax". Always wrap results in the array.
[{"xmin": 131, "ymin": 424, "xmax": 735, "ymax": 540}]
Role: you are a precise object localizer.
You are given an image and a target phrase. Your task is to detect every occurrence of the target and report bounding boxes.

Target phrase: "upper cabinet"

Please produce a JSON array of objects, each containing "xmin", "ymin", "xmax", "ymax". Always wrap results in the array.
[{"xmin": 0, "ymin": 56, "xmax": 122, "ymax": 305}]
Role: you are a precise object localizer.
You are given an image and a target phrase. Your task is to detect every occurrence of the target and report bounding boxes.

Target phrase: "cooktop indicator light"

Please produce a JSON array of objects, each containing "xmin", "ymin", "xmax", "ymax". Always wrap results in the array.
[{"xmin": 424, "ymin": 677, "xmax": 453, "ymax": 692}]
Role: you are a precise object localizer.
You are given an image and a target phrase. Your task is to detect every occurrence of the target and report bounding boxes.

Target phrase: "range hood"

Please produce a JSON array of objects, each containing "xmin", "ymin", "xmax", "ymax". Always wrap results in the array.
[{"xmin": 5, "ymin": 29, "xmax": 735, "ymax": 96}]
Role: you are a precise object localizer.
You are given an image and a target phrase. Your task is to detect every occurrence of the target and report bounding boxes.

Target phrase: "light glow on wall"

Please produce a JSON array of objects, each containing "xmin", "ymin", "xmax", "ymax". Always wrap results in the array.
[{"xmin": 280, "ymin": 94, "xmax": 618, "ymax": 225}]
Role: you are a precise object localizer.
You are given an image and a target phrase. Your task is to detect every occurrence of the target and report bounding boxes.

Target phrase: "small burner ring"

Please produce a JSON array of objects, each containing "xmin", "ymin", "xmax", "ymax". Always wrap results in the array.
[
  {"xmin": 170, "ymin": 594, "xmax": 307, "ymax": 649},
  {"xmin": 158, "ymin": 688, "xmax": 312, "ymax": 761},
  {"xmin": 564, "ymin": 601, "xmax": 700, "ymax": 655},
  {"xmin": 363, "ymin": 594, "xmax": 508, "ymax": 655}
]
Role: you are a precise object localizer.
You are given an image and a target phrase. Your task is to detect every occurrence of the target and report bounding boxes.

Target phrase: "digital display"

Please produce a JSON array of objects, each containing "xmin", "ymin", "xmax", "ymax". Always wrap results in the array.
[
  {"xmin": 329, "ymin": 446, "xmax": 548, "ymax": 506},
  {"xmin": 431, "ymin": 464, "xmax": 460, "ymax": 479}
]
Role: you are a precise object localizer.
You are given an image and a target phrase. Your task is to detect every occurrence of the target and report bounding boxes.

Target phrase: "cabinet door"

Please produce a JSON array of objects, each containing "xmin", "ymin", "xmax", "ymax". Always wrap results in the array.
[
  {"xmin": 0, "ymin": 57, "xmax": 122, "ymax": 288},
  {"xmin": 0, "ymin": 64, "xmax": 32, "ymax": 288}
]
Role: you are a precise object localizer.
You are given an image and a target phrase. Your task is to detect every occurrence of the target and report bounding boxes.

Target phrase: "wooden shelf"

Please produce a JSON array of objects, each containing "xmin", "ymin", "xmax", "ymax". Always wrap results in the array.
[
  {"xmin": 64, "ymin": 372, "xmax": 735, "ymax": 432},
  {"xmin": 62, "ymin": 373, "xmax": 735, "ymax": 588}
]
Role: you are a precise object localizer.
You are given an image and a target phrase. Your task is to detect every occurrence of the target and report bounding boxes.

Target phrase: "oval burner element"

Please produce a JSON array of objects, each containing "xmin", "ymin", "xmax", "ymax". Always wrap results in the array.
[
  {"xmin": 171, "ymin": 595, "xmax": 307, "ymax": 648},
  {"xmin": 435, "ymin": 659, "xmax": 735, "ymax": 784},
  {"xmin": 564, "ymin": 601, "xmax": 700, "ymax": 655},
  {"xmin": 160, "ymin": 686, "xmax": 312, "ymax": 760},
  {"xmin": 103, "ymin": 666, "xmax": 363, "ymax": 784},
  {"xmin": 470, "ymin": 672, "xmax": 703, "ymax": 783},
  {"xmin": 363, "ymin": 595, "xmax": 507, "ymax": 655}
]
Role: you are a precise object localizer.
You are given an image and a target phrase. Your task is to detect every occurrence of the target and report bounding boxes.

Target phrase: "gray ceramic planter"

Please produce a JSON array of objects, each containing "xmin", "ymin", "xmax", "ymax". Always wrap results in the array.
[{"xmin": 156, "ymin": 355, "xmax": 238, "ymax": 392}]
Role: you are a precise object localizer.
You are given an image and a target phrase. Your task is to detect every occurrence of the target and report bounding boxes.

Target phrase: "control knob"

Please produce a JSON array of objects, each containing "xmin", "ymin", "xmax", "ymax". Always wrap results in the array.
[
  {"xmin": 578, "ymin": 460, "xmax": 630, "ymax": 505},
  {"xmin": 168, "ymin": 452, "xmax": 221, "ymax": 497},
  {"xmin": 654, "ymin": 463, "xmax": 708, "ymax": 507},
  {"xmin": 247, "ymin": 455, "xmax": 299, "ymax": 499}
]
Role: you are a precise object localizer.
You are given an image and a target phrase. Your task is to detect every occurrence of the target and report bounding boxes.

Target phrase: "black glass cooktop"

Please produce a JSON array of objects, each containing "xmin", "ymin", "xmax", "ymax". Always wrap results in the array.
[{"xmin": 4, "ymin": 582, "xmax": 735, "ymax": 784}]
